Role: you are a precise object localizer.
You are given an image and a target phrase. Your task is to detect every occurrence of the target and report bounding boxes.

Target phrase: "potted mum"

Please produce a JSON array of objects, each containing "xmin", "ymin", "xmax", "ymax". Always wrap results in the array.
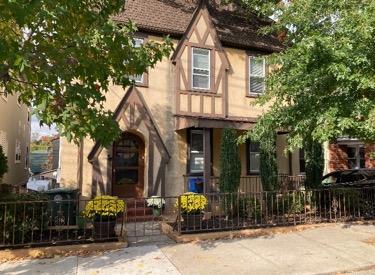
[
  {"xmin": 146, "ymin": 196, "xmax": 165, "ymax": 217},
  {"xmin": 83, "ymin": 195, "xmax": 125, "ymax": 239},
  {"xmin": 175, "ymin": 192, "xmax": 207, "ymax": 229}
]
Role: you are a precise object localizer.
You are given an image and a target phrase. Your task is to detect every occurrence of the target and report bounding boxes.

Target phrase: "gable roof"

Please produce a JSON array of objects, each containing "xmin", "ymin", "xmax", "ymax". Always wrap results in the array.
[
  {"xmin": 88, "ymin": 86, "xmax": 171, "ymax": 162},
  {"xmin": 112, "ymin": 0, "xmax": 284, "ymax": 52}
]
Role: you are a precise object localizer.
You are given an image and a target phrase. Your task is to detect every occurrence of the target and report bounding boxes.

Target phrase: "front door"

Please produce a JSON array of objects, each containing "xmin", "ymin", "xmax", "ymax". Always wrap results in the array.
[{"xmin": 112, "ymin": 133, "xmax": 145, "ymax": 198}]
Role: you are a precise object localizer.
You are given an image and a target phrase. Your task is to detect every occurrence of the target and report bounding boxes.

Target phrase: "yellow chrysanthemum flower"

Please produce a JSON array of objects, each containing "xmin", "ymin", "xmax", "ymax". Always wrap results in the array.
[
  {"xmin": 83, "ymin": 195, "xmax": 126, "ymax": 218},
  {"xmin": 175, "ymin": 192, "xmax": 207, "ymax": 214}
]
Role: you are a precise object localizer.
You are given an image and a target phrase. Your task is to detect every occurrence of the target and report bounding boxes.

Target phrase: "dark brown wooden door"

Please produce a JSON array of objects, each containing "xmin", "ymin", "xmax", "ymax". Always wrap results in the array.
[{"xmin": 112, "ymin": 133, "xmax": 144, "ymax": 198}]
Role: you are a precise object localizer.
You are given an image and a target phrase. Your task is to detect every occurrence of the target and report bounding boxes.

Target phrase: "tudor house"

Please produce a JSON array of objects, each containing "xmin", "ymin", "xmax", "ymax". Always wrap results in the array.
[{"xmin": 59, "ymin": 0, "xmax": 308, "ymax": 199}]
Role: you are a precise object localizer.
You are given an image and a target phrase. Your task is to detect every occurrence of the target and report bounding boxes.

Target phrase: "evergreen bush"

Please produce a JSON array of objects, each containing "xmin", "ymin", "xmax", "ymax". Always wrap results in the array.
[
  {"xmin": 304, "ymin": 138, "xmax": 324, "ymax": 189},
  {"xmin": 219, "ymin": 128, "xmax": 241, "ymax": 193},
  {"xmin": 259, "ymin": 132, "xmax": 278, "ymax": 191}
]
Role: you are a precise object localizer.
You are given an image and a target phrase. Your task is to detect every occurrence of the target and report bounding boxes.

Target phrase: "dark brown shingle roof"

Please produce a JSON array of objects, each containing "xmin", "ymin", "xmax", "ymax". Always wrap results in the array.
[{"xmin": 113, "ymin": 0, "xmax": 284, "ymax": 52}]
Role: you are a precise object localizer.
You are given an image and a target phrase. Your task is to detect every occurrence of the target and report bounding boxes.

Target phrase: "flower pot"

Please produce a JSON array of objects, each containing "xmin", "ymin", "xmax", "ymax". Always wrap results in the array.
[
  {"xmin": 182, "ymin": 213, "xmax": 203, "ymax": 229},
  {"xmin": 93, "ymin": 220, "xmax": 116, "ymax": 239},
  {"xmin": 152, "ymin": 208, "xmax": 161, "ymax": 217}
]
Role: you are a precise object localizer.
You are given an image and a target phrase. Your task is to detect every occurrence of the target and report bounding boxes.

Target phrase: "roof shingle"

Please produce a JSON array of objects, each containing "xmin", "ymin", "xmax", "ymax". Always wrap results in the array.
[{"xmin": 113, "ymin": 0, "xmax": 284, "ymax": 52}]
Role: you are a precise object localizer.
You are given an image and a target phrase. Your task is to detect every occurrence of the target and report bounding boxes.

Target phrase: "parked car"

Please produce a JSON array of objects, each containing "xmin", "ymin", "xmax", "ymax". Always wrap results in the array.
[{"xmin": 321, "ymin": 168, "xmax": 375, "ymax": 187}]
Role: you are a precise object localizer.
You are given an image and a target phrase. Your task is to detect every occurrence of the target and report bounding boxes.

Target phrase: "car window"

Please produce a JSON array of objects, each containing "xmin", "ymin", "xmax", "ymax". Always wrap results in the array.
[
  {"xmin": 340, "ymin": 173, "xmax": 364, "ymax": 183},
  {"xmin": 322, "ymin": 175, "xmax": 337, "ymax": 184}
]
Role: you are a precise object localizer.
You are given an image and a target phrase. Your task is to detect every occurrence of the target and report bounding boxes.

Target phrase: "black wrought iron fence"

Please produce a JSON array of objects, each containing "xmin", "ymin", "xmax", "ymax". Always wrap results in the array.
[
  {"xmin": 175, "ymin": 186, "xmax": 375, "ymax": 234},
  {"xmin": 0, "ymin": 198, "xmax": 127, "ymax": 249},
  {"xmin": 0, "ymin": 196, "xmax": 179, "ymax": 249},
  {"xmin": 1, "ymin": 185, "xmax": 374, "ymax": 248}
]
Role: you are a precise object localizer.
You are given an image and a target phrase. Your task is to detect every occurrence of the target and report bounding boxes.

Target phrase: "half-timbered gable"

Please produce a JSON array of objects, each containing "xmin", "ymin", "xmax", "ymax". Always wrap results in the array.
[{"xmin": 172, "ymin": 2, "xmax": 230, "ymax": 118}]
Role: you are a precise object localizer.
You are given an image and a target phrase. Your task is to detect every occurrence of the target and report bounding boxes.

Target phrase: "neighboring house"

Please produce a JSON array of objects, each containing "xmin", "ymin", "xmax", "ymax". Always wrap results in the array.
[
  {"xmin": 29, "ymin": 150, "xmax": 50, "ymax": 174},
  {"xmin": 0, "ymin": 87, "xmax": 31, "ymax": 185},
  {"xmin": 29, "ymin": 136, "xmax": 60, "ymax": 175},
  {"xmin": 59, "ymin": 0, "xmax": 306, "ymax": 199},
  {"xmin": 326, "ymin": 139, "xmax": 375, "ymax": 173}
]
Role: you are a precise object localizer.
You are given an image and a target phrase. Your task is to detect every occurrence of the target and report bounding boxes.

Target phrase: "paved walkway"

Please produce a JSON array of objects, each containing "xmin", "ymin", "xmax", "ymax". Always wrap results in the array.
[{"xmin": 1, "ymin": 223, "xmax": 375, "ymax": 274}]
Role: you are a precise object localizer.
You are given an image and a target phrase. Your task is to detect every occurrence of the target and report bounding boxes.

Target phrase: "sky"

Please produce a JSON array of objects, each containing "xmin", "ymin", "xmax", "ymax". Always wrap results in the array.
[{"xmin": 31, "ymin": 115, "xmax": 58, "ymax": 138}]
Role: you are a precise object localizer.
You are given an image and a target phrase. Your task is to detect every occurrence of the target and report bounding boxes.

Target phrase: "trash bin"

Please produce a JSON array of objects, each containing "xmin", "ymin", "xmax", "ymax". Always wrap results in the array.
[
  {"xmin": 188, "ymin": 177, "xmax": 204, "ymax": 193},
  {"xmin": 44, "ymin": 188, "xmax": 78, "ymax": 226}
]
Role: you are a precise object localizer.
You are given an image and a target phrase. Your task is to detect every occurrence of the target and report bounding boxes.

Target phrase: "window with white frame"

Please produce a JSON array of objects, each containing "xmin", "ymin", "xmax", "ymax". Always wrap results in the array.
[
  {"xmin": 347, "ymin": 145, "xmax": 365, "ymax": 169},
  {"xmin": 249, "ymin": 56, "xmax": 266, "ymax": 94},
  {"xmin": 247, "ymin": 141, "xmax": 260, "ymax": 174},
  {"xmin": 192, "ymin": 47, "xmax": 210, "ymax": 90},
  {"xmin": 189, "ymin": 130, "xmax": 204, "ymax": 173},
  {"xmin": 130, "ymin": 37, "xmax": 145, "ymax": 84}
]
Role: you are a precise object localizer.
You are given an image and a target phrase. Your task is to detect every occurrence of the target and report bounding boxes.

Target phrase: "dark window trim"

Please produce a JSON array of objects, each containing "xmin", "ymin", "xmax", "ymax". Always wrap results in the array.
[
  {"xmin": 246, "ymin": 140, "xmax": 260, "ymax": 176},
  {"xmin": 299, "ymin": 149, "xmax": 306, "ymax": 174},
  {"xmin": 186, "ymin": 128, "xmax": 213, "ymax": 176}
]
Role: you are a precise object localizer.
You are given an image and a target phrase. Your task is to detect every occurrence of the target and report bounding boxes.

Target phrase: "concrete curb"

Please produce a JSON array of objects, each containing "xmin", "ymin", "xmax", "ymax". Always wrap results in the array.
[
  {"xmin": 0, "ymin": 241, "xmax": 128, "ymax": 262},
  {"xmin": 162, "ymin": 221, "xmax": 375, "ymax": 243}
]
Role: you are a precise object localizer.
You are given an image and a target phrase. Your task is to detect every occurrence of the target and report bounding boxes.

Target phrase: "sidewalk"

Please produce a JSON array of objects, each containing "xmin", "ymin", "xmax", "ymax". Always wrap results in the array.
[{"xmin": 1, "ymin": 223, "xmax": 374, "ymax": 275}]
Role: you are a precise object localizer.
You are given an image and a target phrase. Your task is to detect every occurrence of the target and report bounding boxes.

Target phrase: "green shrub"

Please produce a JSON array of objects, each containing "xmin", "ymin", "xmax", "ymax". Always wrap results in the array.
[
  {"xmin": 330, "ymin": 189, "xmax": 373, "ymax": 215},
  {"xmin": 304, "ymin": 138, "xmax": 324, "ymax": 189},
  {"xmin": 219, "ymin": 129, "xmax": 241, "ymax": 216},
  {"xmin": 238, "ymin": 195, "xmax": 261, "ymax": 220},
  {"xmin": 0, "ymin": 192, "xmax": 49, "ymax": 245},
  {"xmin": 259, "ymin": 133, "xmax": 278, "ymax": 191},
  {"xmin": 278, "ymin": 192, "xmax": 305, "ymax": 214},
  {"xmin": 219, "ymin": 128, "xmax": 241, "ymax": 193}
]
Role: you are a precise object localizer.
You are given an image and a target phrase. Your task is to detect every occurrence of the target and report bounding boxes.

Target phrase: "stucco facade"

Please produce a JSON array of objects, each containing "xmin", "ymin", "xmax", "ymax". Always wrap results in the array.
[
  {"xmin": 0, "ymin": 90, "xmax": 31, "ymax": 185},
  {"xmin": 59, "ymin": 2, "xmax": 303, "ymax": 199}
]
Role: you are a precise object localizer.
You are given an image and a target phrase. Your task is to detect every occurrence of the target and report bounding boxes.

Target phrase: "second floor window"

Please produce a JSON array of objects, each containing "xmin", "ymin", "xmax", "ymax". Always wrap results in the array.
[
  {"xmin": 192, "ymin": 48, "xmax": 210, "ymax": 90},
  {"xmin": 130, "ymin": 38, "xmax": 145, "ymax": 84},
  {"xmin": 249, "ymin": 56, "xmax": 266, "ymax": 95}
]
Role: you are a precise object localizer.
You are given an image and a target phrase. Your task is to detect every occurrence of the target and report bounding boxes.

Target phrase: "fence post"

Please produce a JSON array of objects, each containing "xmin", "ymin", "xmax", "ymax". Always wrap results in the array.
[{"xmin": 177, "ymin": 196, "xmax": 181, "ymax": 235}]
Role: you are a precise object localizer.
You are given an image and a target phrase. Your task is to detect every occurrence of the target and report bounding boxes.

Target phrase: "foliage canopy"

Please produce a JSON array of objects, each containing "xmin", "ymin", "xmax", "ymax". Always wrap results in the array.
[
  {"xmin": 0, "ymin": 0, "xmax": 173, "ymax": 145},
  {"xmin": 238, "ymin": 0, "xmax": 375, "ymax": 148}
]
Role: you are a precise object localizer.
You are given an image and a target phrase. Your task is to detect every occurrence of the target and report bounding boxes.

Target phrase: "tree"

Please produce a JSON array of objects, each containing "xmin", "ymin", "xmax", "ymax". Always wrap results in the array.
[
  {"xmin": 259, "ymin": 132, "xmax": 278, "ymax": 191},
  {"xmin": 219, "ymin": 128, "xmax": 241, "ymax": 193},
  {"xmin": 304, "ymin": 138, "xmax": 324, "ymax": 189},
  {"xmin": 0, "ymin": 146, "xmax": 8, "ymax": 182},
  {"xmin": 238, "ymin": 0, "xmax": 375, "ymax": 150},
  {"xmin": 0, "ymin": 1, "xmax": 173, "ymax": 146}
]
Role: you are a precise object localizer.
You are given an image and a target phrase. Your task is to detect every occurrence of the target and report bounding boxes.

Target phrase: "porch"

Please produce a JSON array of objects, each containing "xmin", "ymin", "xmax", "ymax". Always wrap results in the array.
[
  {"xmin": 183, "ymin": 174, "xmax": 306, "ymax": 193},
  {"xmin": 179, "ymin": 123, "xmax": 305, "ymax": 195}
]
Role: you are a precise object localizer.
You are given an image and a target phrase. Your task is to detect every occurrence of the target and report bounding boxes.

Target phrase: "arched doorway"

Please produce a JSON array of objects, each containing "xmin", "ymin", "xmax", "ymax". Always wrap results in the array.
[{"xmin": 112, "ymin": 132, "xmax": 145, "ymax": 198}]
